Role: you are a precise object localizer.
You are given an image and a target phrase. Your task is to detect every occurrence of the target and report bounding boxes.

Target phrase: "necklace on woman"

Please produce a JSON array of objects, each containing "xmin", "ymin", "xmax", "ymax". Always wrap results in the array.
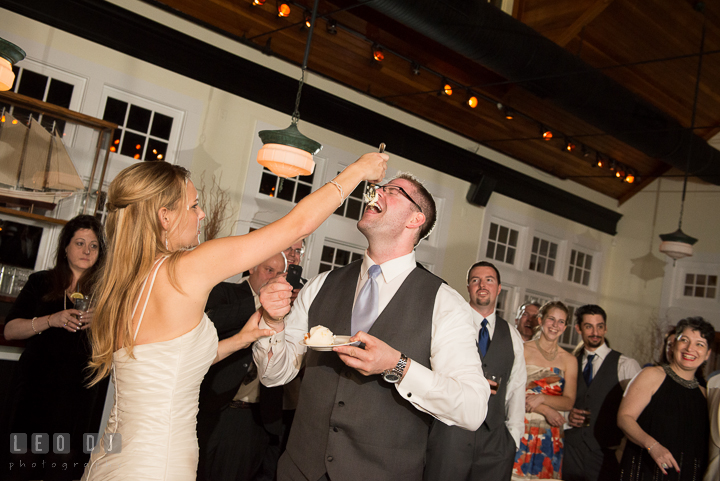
[
  {"xmin": 662, "ymin": 364, "xmax": 699, "ymax": 389},
  {"xmin": 535, "ymin": 338, "xmax": 559, "ymax": 361}
]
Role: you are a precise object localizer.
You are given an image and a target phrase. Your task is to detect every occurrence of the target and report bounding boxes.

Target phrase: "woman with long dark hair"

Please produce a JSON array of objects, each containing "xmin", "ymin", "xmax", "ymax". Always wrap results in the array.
[{"xmin": 4, "ymin": 215, "xmax": 109, "ymax": 480}]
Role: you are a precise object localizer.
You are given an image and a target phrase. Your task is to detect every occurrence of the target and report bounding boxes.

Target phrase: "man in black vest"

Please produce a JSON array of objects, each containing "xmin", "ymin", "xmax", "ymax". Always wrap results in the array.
[
  {"xmin": 424, "ymin": 261, "xmax": 526, "ymax": 480},
  {"xmin": 197, "ymin": 253, "xmax": 286, "ymax": 481},
  {"xmin": 255, "ymin": 174, "xmax": 490, "ymax": 481},
  {"xmin": 563, "ymin": 304, "xmax": 641, "ymax": 481}
]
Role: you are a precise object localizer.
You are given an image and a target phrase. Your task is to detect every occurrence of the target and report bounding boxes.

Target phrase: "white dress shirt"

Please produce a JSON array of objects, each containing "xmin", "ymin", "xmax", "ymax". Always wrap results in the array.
[
  {"xmin": 473, "ymin": 310, "xmax": 527, "ymax": 449},
  {"xmin": 580, "ymin": 342, "xmax": 641, "ymax": 382},
  {"xmin": 253, "ymin": 251, "xmax": 490, "ymax": 430}
]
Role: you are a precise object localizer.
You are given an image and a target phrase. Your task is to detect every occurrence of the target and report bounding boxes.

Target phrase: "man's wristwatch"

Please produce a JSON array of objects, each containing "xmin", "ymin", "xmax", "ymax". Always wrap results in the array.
[{"xmin": 382, "ymin": 353, "xmax": 408, "ymax": 384}]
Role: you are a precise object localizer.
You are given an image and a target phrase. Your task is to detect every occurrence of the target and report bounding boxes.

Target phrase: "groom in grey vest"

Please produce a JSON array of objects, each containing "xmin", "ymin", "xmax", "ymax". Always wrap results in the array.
[
  {"xmin": 424, "ymin": 261, "xmax": 526, "ymax": 480},
  {"xmin": 254, "ymin": 174, "xmax": 490, "ymax": 481}
]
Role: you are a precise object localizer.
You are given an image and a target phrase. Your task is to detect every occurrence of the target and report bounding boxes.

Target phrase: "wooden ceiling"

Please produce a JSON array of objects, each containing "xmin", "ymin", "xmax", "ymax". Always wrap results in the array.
[{"xmin": 151, "ymin": 0, "xmax": 720, "ymax": 203}]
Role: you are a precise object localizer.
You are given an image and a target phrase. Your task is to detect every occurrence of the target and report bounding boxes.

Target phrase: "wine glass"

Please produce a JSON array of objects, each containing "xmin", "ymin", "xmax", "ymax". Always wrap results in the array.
[{"xmin": 73, "ymin": 297, "xmax": 90, "ymax": 325}]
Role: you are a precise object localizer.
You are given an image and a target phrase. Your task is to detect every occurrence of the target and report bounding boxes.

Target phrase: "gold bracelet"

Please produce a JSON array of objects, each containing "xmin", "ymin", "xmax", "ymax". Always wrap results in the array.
[
  {"xmin": 31, "ymin": 317, "xmax": 42, "ymax": 335},
  {"xmin": 46, "ymin": 316, "xmax": 51, "ymax": 329},
  {"xmin": 261, "ymin": 309, "xmax": 285, "ymax": 325},
  {"xmin": 327, "ymin": 180, "xmax": 345, "ymax": 207}
]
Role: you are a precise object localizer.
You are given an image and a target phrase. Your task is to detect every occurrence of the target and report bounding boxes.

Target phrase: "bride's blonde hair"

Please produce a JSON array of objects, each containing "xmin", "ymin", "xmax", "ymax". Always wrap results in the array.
[{"xmin": 88, "ymin": 161, "xmax": 190, "ymax": 385}]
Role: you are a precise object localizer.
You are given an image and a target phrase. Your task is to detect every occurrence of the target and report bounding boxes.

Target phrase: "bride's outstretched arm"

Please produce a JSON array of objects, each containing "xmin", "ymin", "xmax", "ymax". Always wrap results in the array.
[
  {"xmin": 186, "ymin": 152, "xmax": 387, "ymax": 293},
  {"xmin": 213, "ymin": 310, "xmax": 274, "ymax": 364}
]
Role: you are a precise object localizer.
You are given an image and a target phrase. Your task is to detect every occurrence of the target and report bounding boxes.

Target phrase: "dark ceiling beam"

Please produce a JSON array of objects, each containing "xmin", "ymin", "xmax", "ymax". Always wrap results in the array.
[{"xmin": 0, "ymin": 0, "xmax": 622, "ymax": 234}]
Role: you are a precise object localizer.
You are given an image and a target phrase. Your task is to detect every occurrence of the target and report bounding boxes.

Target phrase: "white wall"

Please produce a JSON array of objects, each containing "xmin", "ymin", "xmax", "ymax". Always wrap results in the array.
[{"xmin": 2, "ymin": 1, "xmax": 719, "ymax": 366}]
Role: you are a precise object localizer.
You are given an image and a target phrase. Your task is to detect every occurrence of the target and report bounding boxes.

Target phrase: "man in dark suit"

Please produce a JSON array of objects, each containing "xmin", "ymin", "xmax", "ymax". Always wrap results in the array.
[
  {"xmin": 563, "ymin": 304, "xmax": 641, "ymax": 481},
  {"xmin": 424, "ymin": 261, "xmax": 526, "ymax": 481},
  {"xmin": 197, "ymin": 252, "xmax": 285, "ymax": 481}
]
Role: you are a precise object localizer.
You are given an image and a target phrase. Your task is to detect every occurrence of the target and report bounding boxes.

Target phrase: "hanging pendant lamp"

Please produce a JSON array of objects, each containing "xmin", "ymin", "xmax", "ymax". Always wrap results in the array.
[
  {"xmin": 257, "ymin": 0, "xmax": 322, "ymax": 178},
  {"xmin": 659, "ymin": 7, "xmax": 704, "ymax": 264},
  {"xmin": 0, "ymin": 37, "xmax": 25, "ymax": 91}
]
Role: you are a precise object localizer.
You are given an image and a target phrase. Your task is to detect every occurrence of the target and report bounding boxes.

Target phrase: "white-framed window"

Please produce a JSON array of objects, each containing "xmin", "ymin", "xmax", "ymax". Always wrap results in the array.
[
  {"xmin": 659, "ymin": 255, "xmax": 720, "ymax": 326},
  {"xmin": 559, "ymin": 303, "xmax": 581, "ymax": 349},
  {"xmin": 485, "ymin": 221, "xmax": 519, "ymax": 265},
  {"xmin": 99, "ymin": 87, "xmax": 184, "ymax": 163},
  {"xmin": 524, "ymin": 290, "xmax": 553, "ymax": 307},
  {"xmin": 319, "ymin": 242, "xmax": 364, "ymax": 273},
  {"xmin": 529, "ymin": 236, "xmax": 558, "ymax": 276},
  {"xmin": 258, "ymin": 167, "xmax": 315, "ymax": 203},
  {"xmin": 496, "ymin": 284, "xmax": 516, "ymax": 320},
  {"xmin": 1, "ymin": 59, "xmax": 86, "ymax": 142},
  {"xmin": 568, "ymin": 249, "xmax": 593, "ymax": 287},
  {"xmin": 334, "ymin": 176, "xmax": 370, "ymax": 221},
  {"xmin": 684, "ymin": 273, "xmax": 718, "ymax": 299}
]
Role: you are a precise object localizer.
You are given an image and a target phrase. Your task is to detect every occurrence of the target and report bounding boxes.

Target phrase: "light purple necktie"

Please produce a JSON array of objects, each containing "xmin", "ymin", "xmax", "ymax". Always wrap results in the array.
[{"xmin": 351, "ymin": 264, "xmax": 382, "ymax": 336}]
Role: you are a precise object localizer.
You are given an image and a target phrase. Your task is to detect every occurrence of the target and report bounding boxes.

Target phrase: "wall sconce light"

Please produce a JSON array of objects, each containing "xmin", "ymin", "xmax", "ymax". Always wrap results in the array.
[
  {"xmin": 497, "ymin": 103, "xmax": 513, "ymax": 120},
  {"xmin": 372, "ymin": 44, "xmax": 384, "ymax": 62},
  {"xmin": 326, "ymin": 19, "xmax": 337, "ymax": 35},
  {"xmin": 467, "ymin": 93, "xmax": 478, "ymax": 108},
  {"xmin": 278, "ymin": 3, "xmax": 291, "ymax": 17},
  {"xmin": 0, "ymin": 37, "xmax": 26, "ymax": 91}
]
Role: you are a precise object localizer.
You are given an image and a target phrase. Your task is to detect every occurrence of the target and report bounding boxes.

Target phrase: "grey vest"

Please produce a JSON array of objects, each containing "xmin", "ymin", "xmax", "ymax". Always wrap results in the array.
[
  {"xmin": 570, "ymin": 349, "xmax": 624, "ymax": 451},
  {"xmin": 286, "ymin": 260, "xmax": 442, "ymax": 481},
  {"xmin": 480, "ymin": 316, "xmax": 515, "ymax": 430}
]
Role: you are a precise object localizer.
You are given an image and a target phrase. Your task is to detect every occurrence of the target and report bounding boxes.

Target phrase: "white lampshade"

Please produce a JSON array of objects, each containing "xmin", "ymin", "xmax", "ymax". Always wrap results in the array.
[
  {"xmin": 658, "ymin": 240, "xmax": 694, "ymax": 261},
  {"xmin": 0, "ymin": 57, "xmax": 15, "ymax": 91},
  {"xmin": 257, "ymin": 143, "xmax": 315, "ymax": 178}
]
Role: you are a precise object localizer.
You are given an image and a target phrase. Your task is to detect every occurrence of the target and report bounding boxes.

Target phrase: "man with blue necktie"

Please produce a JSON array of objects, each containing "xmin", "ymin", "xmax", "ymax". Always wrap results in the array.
[
  {"xmin": 425, "ymin": 260, "xmax": 526, "ymax": 481},
  {"xmin": 563, "ymin": 304, "xmax": 641, "ymax": 481},
  {"xmin": 255, "ymin": 173, "xmax": 490, "ymax": 481}
]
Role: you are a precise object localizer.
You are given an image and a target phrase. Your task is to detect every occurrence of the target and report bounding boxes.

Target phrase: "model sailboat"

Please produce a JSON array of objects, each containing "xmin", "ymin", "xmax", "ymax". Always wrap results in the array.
[{"xmin": 0, "ymin": 112, "xmax": 84, "ymax": 210}]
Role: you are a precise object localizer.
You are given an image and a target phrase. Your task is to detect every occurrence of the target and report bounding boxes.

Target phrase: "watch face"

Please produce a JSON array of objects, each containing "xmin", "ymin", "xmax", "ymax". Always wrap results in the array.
[{"xmin": 383, "ymin": 371, "xmax": 401, "ymax": 383}]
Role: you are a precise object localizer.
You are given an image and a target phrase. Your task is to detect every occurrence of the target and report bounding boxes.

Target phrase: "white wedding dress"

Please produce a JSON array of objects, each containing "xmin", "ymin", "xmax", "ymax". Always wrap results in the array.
[{"xmin": 82, "ymin": 258, "xmax": 218, "ymax": 480}]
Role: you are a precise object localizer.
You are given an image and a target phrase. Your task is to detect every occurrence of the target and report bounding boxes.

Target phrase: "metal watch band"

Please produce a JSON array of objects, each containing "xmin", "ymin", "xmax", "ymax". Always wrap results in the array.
[{"xmin": 383, "ymin": 353, "xmax": 408, "ymax": 383}]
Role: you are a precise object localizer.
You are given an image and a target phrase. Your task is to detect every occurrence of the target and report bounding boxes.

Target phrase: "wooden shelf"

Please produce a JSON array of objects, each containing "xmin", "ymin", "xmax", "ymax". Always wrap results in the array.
[
  {"xmin": 0, "ymin": 206, "xmax": 68, "ymax": 226},
  {"xmin": 0, "ymin": 91, "xmax": 117, "ymax": 131}
]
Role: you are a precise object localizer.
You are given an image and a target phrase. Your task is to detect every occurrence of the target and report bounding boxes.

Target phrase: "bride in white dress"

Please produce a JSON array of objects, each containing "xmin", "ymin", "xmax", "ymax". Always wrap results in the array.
[{"xmin": 81, "ymin": 154, "xmax": 386, "ymax": 480}]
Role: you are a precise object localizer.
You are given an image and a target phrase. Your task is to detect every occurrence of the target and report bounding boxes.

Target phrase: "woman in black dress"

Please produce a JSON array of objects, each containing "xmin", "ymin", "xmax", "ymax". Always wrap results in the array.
[
  {"xmin": 4, "ymin": 215, "xmax": 108, "ymax": 481},
  {"xmin": 618, "ymin": 317, "xmax": 713, "ymax": 481}
]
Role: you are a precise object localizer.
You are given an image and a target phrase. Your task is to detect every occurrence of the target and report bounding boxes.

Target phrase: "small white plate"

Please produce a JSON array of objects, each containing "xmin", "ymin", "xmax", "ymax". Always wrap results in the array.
[{"xmin": 302, "ymin": 335, "xmax": 359, "ymax": 351}]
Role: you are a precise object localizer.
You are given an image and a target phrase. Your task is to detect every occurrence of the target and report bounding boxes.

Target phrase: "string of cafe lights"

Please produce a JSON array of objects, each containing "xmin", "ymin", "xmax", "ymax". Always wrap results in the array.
[{"xmin": 247, "ymin": 0, "xmax": 720, "ymax": 184}]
